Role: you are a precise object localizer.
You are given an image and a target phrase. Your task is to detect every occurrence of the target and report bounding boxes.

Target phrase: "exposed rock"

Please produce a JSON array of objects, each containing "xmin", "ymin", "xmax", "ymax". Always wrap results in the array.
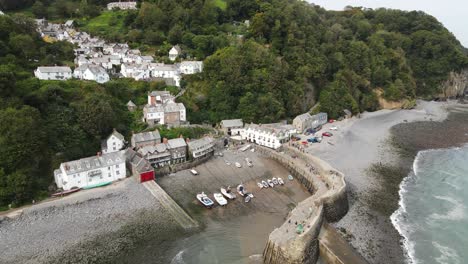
[{"xmin": 439, "ymin": 69, "xmax": 468, "ymax": 98}]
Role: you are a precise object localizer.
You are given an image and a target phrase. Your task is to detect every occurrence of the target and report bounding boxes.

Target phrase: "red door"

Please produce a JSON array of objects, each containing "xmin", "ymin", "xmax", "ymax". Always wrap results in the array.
[{"xmin": 140, "ymin": 171, "xmax": 155, "ymax": 183}]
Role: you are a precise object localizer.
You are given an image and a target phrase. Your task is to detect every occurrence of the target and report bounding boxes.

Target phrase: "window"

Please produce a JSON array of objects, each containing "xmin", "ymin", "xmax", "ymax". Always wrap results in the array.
[
  {"xmin": 116, "ymin": 170, "xmax": 120, "ymax": 175},
  {"xmin": 116, "ymin": 164, "xmax": 119, "ymax": 168},
  {"xmin": 108, "ymin": 167, "xmax": 110, "ymax": 170}
]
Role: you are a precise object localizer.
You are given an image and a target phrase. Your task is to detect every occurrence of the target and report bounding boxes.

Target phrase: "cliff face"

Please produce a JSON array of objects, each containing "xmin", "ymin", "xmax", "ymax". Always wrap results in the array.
[{"xmin": 439, "ymin": 69, "xmax": 468, "ymax": 98}]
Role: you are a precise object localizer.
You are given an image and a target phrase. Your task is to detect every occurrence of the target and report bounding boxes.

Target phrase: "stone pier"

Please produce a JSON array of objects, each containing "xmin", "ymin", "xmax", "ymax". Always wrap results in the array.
[{"xmin": 257, "ymin": 145, "xmax": 360, "ymax": 264}]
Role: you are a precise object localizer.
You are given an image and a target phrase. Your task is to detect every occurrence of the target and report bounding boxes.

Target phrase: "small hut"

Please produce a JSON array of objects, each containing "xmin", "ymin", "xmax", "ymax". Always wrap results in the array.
[{"xmin": 127, "ymin": 100, "xmax": 137, "ymax": 112}]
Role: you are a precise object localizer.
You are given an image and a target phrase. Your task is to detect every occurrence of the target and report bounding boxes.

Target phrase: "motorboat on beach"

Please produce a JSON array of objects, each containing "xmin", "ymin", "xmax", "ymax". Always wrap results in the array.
[
  {"xmin": 237, "ymin": 184, "xmax": 246, "ymax": 196},
  {"xmin": 214, "ymin": 193, "xmax": 228, "ymax": 206},
  {"xmin": 267, "ymin": 179, "xmax": 274, "ymax": 187},
  {"xmin": 196, "ymin": 192, "xmax": 214, "ymax": 208},
  {"xmin": 221, "ymin": 186, "xmax": 236, "ymax": 199},
  {"xmin": 235, "ymin": 162, "xmax": 242, "ymax": 168},
  {"xmin": 278, "ymin": 178, "xmax": 285, "ymax": 185},
  {"xmin": 288, "ymin": 175, "xmax": 294, "ymax": 181},
  {"xmin": 262, "ymin": 180, "xmax": 269, "ymax": 188},
  {"xmin": 272, "ymin": 178, "xmax": 279, "ymax": 185},
  {"xmin": 257, "ymin": 182, "xmax": 264, "ymax": 188},
  {"xmin": 244, "ymin": 193, "xmax": 254, "ymax": 203},
  {"xmin": 245, "ymin": 158, "xmax": 253, "ymax": 167}
]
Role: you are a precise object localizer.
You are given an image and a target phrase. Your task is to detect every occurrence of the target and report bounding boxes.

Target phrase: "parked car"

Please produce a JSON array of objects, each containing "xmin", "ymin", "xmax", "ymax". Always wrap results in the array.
[
  {"xmin": 329, "ymin": 119, "xmax": 335, "ymax": 123},
  {"xmin": 322, "ymin": 132, "xmax": 333, "ymax": 137},
  {"xmin": 330, "ymin": 126, "xmax": 338, "ymax": 131},
  {"xmin": 291, "ymin": 135, "xmax": 301, "ymax": 141},
  {"xmin": 301, "ymin": 141, "xmax": 308, "ymax": 145}
]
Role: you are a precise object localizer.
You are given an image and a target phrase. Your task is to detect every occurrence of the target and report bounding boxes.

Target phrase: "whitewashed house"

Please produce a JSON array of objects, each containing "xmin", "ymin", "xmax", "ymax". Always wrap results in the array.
[
  {"xmin": 102, "ymin": 129, "xmax": 126, "ymax": 154},
  {"xmin": 187, "ymin": 137, "xmax": 215, "ymax": 159},
  {"xmin": 53, "ymin": 150, "xmax": 126, "ymax": 191},
  {"xmin": 34, "ymin": 66, "xmax": 72, "ymax": 80},
  {"xmin": 149, "ymin": 63, "xmax": 181, "ymax": 86},
  {"xmin": 74, "ymin": 64, "xmax": 109, "ymax": 83},
  {"xmin": 240, "ymin": 123, "xmax": 297, "ymax": 149},
  {"xmin": 179, "ymin": 61, "xmax": 203, "ymax": 74},
  {"xmin": 169, "ymin": 45, "xmax": 182, "ymax": 61}
]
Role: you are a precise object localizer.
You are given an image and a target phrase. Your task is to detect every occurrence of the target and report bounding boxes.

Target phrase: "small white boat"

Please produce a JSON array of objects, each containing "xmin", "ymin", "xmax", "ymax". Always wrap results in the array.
[
  {"xmin": 235, "ymin": 162, "xmax": 242, "ymax": 168},
  {"xmin": 214, "ymin": 193, "xmax": 228, "ymax": 206},
  {"xmin": 288, "ymin": 175, "xmax": 294, "ymax": 181},
  {"xmin": 251, "ymin": 148, "xmax": 255, "ymax": 152},
  {"xmin": 272, "ymin": 178, "xmax": 279, "ymax": 185},
  {"xmin": 267, "ymin": 179, "xmax": 274, "ymax": 187},
  {"xmin": 196, "ymin": 192, "xmax": 214, "ymax": 207},
  {"xmin": 257, "ymin": 182, "xmax": 264, "ymax": 188},
  {"xmin": 237, "ymin": 184, "xmax": 246, "ymax": 196},
  {"xmin": 245, "ymin": 195, "xmax": 251, "ymax": 203},
  {"xmin": 278, "ymin": 178, "xmax": 285, "ymax": 185},
  {"xmin": 190, "ymin": 169, "xmax": 198, "ymax": 175},
  {"xmin": 221, "ymin": 187, "xmax": 236, "ymax": 199},
  {"xmin": 262, "ymin": 180, "xmax": 269, "ymax": 188}
]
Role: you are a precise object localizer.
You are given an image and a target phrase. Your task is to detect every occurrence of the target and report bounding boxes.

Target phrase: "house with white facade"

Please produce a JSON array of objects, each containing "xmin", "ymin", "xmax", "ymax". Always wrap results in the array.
[
  {"xmin": 74, "ymin": 64, "xmax": 110, "ymax": 83},
  {"xmin": 107, "ymin": 1, "xmax": 137, "ymax": 10},
  {"xmin": 53, "ymin": 150, "xmax": 126, "ymax": 191},
  {"xmin": 34, "ymin": 66, "xmax": 72, "ymax": 80},
  {"xmin": 179, "ymin": 61, "xmax": 203, "ymax": 74},
  {"xmin": 220, "ymin": 119, "xmax": 244, "ymax": 136},
  {"xmin": 102, "ymin": 129, "xmax": 126, "ymax": 154},
  {"xmin": 143, "ymin": 91, "xmax": 186, "ymax": 126},
  {"xmin": 240, "ymin": 123, "xmax": 297, "ymax": 149},
  {"xmin": 169, "ymin": 45, "xmax": 182, "ymax": 61},
  {"xmin": 187, "ymin": 137, "xmax": 215, "ymax": 159}
]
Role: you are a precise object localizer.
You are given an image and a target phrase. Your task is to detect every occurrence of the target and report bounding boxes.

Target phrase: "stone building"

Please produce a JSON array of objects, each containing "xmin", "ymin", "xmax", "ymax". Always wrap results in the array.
[
  {"xmin": 131, "ymin": 130, "xmax": 161, "ymax": 149},
  {"xmin": 292, "ymin": 112, "xmax": 328, "ymax": 133},
  {"xmin": 187, "ymin": 137, "xmax": 215, "ymax": 159},
  {"xmin": 143, "ymin": 91, "xmax": 186, "ymax": 126},
  {"xmin": 220, "ymin": 119, "xmax": 244, "ymax": 136}
]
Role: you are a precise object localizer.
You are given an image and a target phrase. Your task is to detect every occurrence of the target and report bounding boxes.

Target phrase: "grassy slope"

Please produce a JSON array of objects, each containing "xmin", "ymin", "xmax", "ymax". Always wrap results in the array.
[
  {"xmin": 78, "ymin": 11, "xmax": 127, "ymax": 37},
  {"xmin": 213, "ymin": 0, "xmax": 227, "ymax": 10}
]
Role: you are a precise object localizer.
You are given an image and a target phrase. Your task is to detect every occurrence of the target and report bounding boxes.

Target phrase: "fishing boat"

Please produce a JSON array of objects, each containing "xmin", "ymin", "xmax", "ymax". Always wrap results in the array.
[
  {"xmin": 235, "ymin": 162, "xmax": 242, "ymax": 168},
  {"xmin": 51, "ymin": 188, "xmax": 81, "ymax": 197},
  {"xmin": 213, "ymin": 193, "xmax": 228, "ymax": 206},
  {"xmin": 262, "ymin": 180, "xmax": 269, "ymax": 188},
  {"xmin": 267, "ymin": 179, "xmax": 274, "ymax": 187},
  {"xmin": 221, "ymin": 186, "xmax": 236, "ymax": 199},
  {"xmin": 245, "ymin": 195, "xmax": 251, "ymax": 203},
  {"xmin": 288, "ymin": 175, "xmax": 294, "ymax": 181},
  {"xmin": 278, "ymin": 178, "xmax": 285, "ymax": 185},
  {"xmin": 257, "ymin": 182, "xmax": 264, "ymax": 188},
  {"xmin": 82, "ymin": 181, "xmax": 112, "ymax": 190},
  {"xmin": 272, "ymin": 178, "xmax": 279, "ymax": 185},
  {"xmin": 237, "ymin": 184, "xmax": 246, "ymax": 196},
  {"xmin": 196, "ymin": 192, "xmax": 214, "ymax": 208}
]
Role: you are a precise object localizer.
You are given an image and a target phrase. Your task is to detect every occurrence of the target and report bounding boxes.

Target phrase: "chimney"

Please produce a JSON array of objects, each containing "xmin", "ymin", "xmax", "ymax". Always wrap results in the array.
[
  {"xmin": 163, "ymin": 138, "xmax": 168, "ymax": 144},
  {"xmin": 97, "ymin": 152, "xmax": 102, "ymax": 157},
  {"xmin": 185, "ymin": 138, "xmax": 190, "ymax": 143}
]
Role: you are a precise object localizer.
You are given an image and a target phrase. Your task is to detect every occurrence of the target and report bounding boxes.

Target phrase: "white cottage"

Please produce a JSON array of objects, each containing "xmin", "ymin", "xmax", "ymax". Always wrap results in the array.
[
  {"xmin": 102, "ymin": 129, "xmax": 126, "ymax": 154},
  {"xmin": 54, "ymin": 150, "xmax": 126, "ymax": 191},
  {"xmin": 34, "ymin": 66, "xmax": 72, "ymax": 80},
  {"xmin": 179, "ymin": 61, "xmax": 203, "ymax": 74},
  {"xmin": 169, "ymin": 45, "xmax": 182, "ymax": 61},
  {"xmin": 240, "ymin": 123, "xmax": 297, "ymax": 149}
]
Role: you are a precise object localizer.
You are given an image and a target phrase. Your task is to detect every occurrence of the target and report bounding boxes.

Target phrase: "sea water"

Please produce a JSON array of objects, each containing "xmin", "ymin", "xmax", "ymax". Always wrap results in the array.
[{"xmin": 392, "ymin": 146, "xmax": 468, "ymax": 264}]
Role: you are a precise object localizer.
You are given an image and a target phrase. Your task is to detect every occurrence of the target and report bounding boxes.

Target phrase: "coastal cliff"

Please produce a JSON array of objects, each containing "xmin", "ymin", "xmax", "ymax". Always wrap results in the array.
[
  {"xmin": 440, "ymin": 69, "xmax": 468, "ymax": 98},
  {"xmin": 258, "ymin": 146, "xmax": 349, "ymax": 264}
]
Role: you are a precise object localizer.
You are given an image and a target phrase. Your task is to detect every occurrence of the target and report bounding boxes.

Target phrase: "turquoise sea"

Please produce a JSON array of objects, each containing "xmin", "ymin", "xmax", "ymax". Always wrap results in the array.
[{"xmin": 392, "ymin": 146, "xmax": 468, "ymax": 264}]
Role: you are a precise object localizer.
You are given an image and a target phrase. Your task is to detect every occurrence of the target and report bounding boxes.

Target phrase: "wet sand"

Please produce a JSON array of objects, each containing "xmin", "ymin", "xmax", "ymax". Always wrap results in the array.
[{"xmin": 157, "ymin": 148, "xmax": 311, "ymax": 263}]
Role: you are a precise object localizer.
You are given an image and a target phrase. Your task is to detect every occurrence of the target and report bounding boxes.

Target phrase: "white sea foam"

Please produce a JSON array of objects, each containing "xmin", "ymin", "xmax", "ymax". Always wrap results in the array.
[
  {"xmin": 170, "ymin": 250, "xmax": 186, "ymax": 264},
  {"xmin": 430, "ymin": 196, "xmax": 466, "ymax": 221},
  {"xmin": 433, "ymin": 241, "xmax": 461, "ymax": 264}
]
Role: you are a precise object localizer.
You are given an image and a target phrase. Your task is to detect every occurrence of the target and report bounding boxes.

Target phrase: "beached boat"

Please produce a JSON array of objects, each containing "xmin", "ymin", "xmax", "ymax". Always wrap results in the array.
[
  {"xmin": 262, "ymin": 180, "xmax": 269, "ymax": 188},
  {"xmin": 190, "ymin": 169, "xmax": 199, "ymax": 175},
  {"xmin": 196, "ymin": 192, "xmax": 214, "ymax": 207},
  {"xmin": 221, "ymin": 187, "xmax": 236, "ymax": 199},
  {"xmin": 257, "ymin": 182, "xmax": 264, "ymax": 188},
  {"xmin": 288, "ymin": 175, "xmax": 294, "ymax": 181},
  {"xmin": 272, "ymin": 178, "xmax": 279, "ymax": 185},
  {"xmin": 267, "ymin": 179, "xmax": 274, "ymax": 187},
  {"xmin": 213, "ymin": 193, "xmax": 228, "ymax": 206},
  {"xmin": 235, "ymin": 162, "xmax": 242, "ymax": 168},
  {"xmin": 245, "ymin": 195, "xmax": 251, "ymax": 203},
  {"xmin": 51, "ymin": 188, "xmax": 81, "ymax": 197},
  {"xmin": 278, "ymin": 178, "xmax": 285, "ymax": 185},
  {"xmin": 82, "ymin": 181, "xmax": 112, "ymax": 190},
  {"xmin": 237, "ymin": 184, "xmax": 246, "ymax": 196}
]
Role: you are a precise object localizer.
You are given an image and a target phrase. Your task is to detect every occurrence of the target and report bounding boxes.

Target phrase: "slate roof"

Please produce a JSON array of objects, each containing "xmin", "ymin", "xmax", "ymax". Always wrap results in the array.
[
  {"xmin": 37, "ymin": 66, "xmax": 72, "ymax": 73},
  {"xmin": 127, "ymin": 100, "xmax": 136, "ymax": 107},
  {"xmin": 61, "ymin": 150, "xmax": 125, "ymax": 174},
  {"xmin": 132, "ymin": 130, "xmax": 161, "ymax": 144},
  {"xmin": 221, "ymin": 119, "xmax": 243, "ymax": 128},
  {"xmin": 167, "ymin": 138, "xmax": 187, "ymax": 149},
  {"xmin": 187, "ymin": 137, "xmax": 214, "ymax": 150}
]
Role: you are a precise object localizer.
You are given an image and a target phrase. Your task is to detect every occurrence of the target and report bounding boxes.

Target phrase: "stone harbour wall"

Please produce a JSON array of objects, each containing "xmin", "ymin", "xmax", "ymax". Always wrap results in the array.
[{"xmin": 257, "ymin": 145, "xmax": 349, "ymax": 264}]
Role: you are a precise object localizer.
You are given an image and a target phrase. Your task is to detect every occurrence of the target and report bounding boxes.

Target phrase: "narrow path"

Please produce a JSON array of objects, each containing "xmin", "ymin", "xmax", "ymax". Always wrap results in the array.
[{"xmin": 143, "ymin": 180, "xmax": 198, "ymax": 229}]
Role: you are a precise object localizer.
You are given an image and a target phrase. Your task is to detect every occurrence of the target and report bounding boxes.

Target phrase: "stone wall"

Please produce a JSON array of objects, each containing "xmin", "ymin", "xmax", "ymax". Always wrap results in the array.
[
  {"xmin": 154, "ymin": 155, "xmax": 213, "ymax": 177},
  {"xmin": 257, "ymin": 145, "xmax": 348, "ymax": 264}
]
